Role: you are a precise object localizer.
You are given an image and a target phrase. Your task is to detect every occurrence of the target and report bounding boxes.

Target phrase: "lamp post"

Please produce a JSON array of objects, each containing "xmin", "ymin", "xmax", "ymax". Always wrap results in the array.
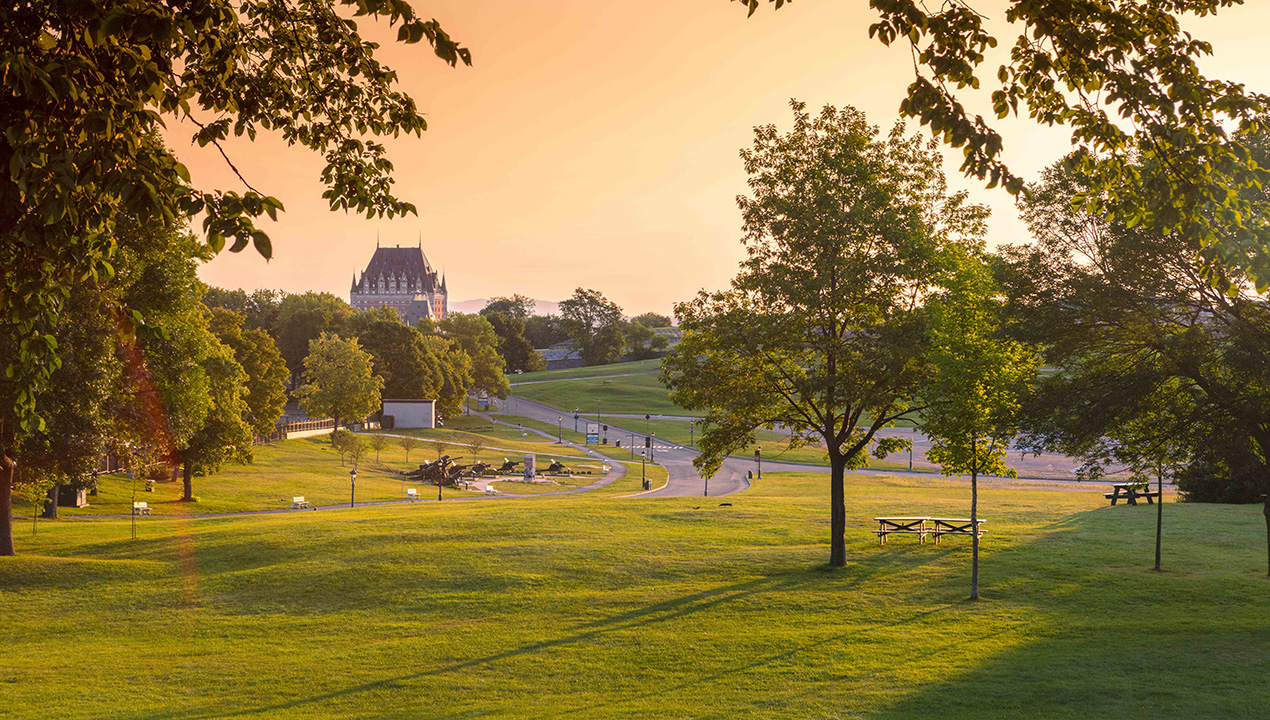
[
  {"xmin": 350, "ymin": 468, "xmax": 358, "ymax": 508},
  {"xmin": 756, "ymin": 446, "xmax": 762, "ymax": 480},
  {"xmin": 557, "ymin": 416, "xmax": 562, "ymax": 443},
  {"xmin": 640, "ymin": 450, "xmax": 647, "ymax": 491},
  {"xmin": 651, "ymin": 432, "xmax": 656, "ymax": 462},
  {"xmin": 689, "ymin": 420, "xmax": 694, "ymax": 448},
  {"xmin": 908, "ymin": 443, "xmax": 913, "ymax": 471},
  {"xmin": 573, "ymin": 409, "xmax": 579, "ymax": 432}
]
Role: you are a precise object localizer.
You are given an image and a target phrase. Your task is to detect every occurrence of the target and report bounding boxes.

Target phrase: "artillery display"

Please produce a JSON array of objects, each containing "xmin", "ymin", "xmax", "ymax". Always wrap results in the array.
[
  {"xmin": 544, "ymin": 459, "xmax": 572, "ymax": 475},
  {"xmin": 496, "ymin": 458, "xmax": 522, "ymax": 474},
  {"xmin": 403, "ymin": 456, "xmax": 469, "ymax": 487}
]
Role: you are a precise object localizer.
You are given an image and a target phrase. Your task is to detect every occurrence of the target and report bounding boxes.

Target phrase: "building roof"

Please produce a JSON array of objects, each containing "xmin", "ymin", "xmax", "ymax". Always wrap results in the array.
[{"xmin": 352, "ymin": 244, "xmax": 443, "ymax": 295}]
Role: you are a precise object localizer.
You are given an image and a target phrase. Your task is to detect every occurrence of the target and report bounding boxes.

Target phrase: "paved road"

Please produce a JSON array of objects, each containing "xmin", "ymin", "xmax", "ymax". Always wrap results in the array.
[{"xmin": 505, "ymin": 397, "xmax": 755, "ymax": 497}]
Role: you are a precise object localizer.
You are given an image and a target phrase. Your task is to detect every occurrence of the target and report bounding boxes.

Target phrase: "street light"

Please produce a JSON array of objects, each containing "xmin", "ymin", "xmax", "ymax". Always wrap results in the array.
[
  {"xmin": 640, "ymin": 450, "xmax": 647, "ymax": 491},
  {"xmin": 557, "ymin": 416, "xmax": 562, "ymax": 444},
  {"xmin": 689, "ymin": 420, "xmax": 694, "ymax": 448},
  {"xmin": 573, "ymin": 409, "xmax": 579, "ymax": 433},
  {"xmin": 756, "ymin": 446, "xmax": 762, "ymax": 480},
  {"xmin": 350, "ymin": 468, "xmax": 358, "ymax": 508},
  {"xmin": 651, "ymin": 432, "xmax": 656, "ymax": 462}
]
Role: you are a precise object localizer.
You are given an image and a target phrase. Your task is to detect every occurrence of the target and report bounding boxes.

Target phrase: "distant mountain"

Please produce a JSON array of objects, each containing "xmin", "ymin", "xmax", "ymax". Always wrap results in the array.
[{"xmin": 448, "ymin": 298, "xmax": 561, "ymax": 316}]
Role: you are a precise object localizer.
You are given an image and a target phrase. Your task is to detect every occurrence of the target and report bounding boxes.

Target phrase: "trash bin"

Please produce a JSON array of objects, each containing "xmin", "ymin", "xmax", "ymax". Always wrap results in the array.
[{"xmin": 643, "ymin": 479, "xmax": 651, "ymax": 491}]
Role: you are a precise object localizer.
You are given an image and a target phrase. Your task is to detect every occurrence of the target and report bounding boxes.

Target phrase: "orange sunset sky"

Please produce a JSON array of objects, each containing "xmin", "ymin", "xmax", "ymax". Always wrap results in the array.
[{"xmin": 182, "ymin": 1, "xmax": 1270, "ymax": 316}]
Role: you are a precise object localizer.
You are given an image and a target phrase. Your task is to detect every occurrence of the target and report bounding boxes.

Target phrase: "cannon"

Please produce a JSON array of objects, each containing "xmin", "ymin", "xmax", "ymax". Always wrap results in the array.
[
  {"xmin": 468, "ymin": 462, "xmax": 494, "ymax": 477},
  {"xmin": 496, "ymin": 458, "xmax": 521, "ymax": 474},
  {"xmin": 545, "ymin": 459, "xmax": 572, "ymax": 475}
]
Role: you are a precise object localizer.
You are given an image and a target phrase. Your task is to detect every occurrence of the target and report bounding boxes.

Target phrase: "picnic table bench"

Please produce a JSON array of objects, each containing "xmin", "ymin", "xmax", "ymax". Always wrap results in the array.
[
  {"xmin": 290, "ymin": 496, "xmax": 309, "ymax": 509},
  {"xmin": 929, "ymin": 518, "xmax": 986, "ymax": 544},
  {"xmin": 406, "ymin": 488, "xmax": 420, "ymax": 502},
  {"xmin": 132, "ymin": 501, "xmax": 150, "ymax": 516},
  {"xmin": 874, "ymin": 517, "xmax": 931, "ymax": 544},
  {"xmin": 875, "ymin": 516, "xmax": 986, "ymax": 545},
  {"xmin": 1105, "ymin": 482, "xmax": 1160, "ymax": 506}
]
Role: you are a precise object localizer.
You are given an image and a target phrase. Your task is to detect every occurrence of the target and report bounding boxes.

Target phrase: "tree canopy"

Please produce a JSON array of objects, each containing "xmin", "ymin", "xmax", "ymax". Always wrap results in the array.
[
  {"xmin": 296, "ymin": 333, "xmax": 384, "ymax": 439},
  {"xmin": 2, "ymin": 0, "xmax": 469, "ymax": 446},
  {"xmin": 560, "ymin": 289, "xmax": 624, "ymax": 367},
  {"xmin": 664, "ymin": 101, "xmax": 987, "ymax": 566},
  {"xmin": 742, "ymin": 0, "xmax": 1270, "ymax": 291}
]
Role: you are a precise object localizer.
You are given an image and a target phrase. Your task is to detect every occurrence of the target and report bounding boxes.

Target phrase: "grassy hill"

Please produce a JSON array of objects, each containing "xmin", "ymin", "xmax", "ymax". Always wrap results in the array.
[{"xmin": 4, "ymin": 471, "xmax": 1268, "ymax": 718}]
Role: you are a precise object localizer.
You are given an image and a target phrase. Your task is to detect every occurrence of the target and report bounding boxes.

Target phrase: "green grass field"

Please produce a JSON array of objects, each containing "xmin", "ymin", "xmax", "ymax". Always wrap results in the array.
[
  {"xmin": 511, "ymin": 371, "xmax": 698, "ymax": 418},
  {"xmin": 4, "ymin": 467, "xmax": 1268, "ymax": 719},
  {"xmin": 512, "ymin": 358, "xmax": 663, "ymax": 384}
]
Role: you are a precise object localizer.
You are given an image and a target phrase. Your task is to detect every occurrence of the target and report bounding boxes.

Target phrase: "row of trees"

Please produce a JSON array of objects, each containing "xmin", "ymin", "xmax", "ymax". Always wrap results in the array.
[
  {"xmin": 666, "ymin": 100, "xmax": 1270, "ymax": 595},
  {"xmin": 478, "ymin": 293, "xmax": 673, "ymax": 372}
]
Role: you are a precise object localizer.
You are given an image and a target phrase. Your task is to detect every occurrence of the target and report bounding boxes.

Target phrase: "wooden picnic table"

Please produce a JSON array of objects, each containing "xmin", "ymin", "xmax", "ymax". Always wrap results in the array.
[
  {"xmin": 874, "ymin": 517, "xmax": 931, "ymax": 545},
  {"xmin": 1105, "ymin": 482, "xmax": 1161, "ymax": 506},
  {"xmin": 929, "ymin": 518, "xmax": 986, "ymax": 545}
]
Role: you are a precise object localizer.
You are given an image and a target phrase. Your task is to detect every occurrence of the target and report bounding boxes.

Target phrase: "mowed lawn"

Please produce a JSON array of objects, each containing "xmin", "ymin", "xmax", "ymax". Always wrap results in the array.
[{"xmin": 4, "ymin": 467, "xmax": 1269, "ymax": 719}]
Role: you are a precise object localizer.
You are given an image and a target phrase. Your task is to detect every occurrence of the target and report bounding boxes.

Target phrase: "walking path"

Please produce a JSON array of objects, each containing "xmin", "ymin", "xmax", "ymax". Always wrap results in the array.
[{"xmin": 510, "ymin": 371, "xmax": 658, "ymax": 386}]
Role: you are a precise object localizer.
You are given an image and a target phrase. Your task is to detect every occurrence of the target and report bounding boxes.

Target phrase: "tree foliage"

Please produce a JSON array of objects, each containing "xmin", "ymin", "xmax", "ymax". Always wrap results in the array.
[
  {"xmin": 439, "ymin": 313, "xmax": 509, "ymax": 398},
  {"xmin": 664, "ymin": 101, "xmax": 986, "ymax": 567},
  {"xmin": 296, "ymin": 333, "xmax": 383, "ymax": 438},
  {"xmin": 274, "ymin": 292, "xmax": 355, "ymax": 383},
  {"xmin": 208, "ymin": 308, "xmax": 288, "ymax": 436},
  {"xmin": 1003, "ymin": 157, "xmax": 1270, "ymax": 575},
  {"xmin": 2, "ymin": 0, "xmax": 469, "ymax": 443},
  {"xmin": 920, "ymin": 249, "xmax": 1036, "ymax": 598},
  {"xmin": 742, "ymin": 0, "xmax": 1270, "ymax": 291},
  {"xmin": 560, "ymin": 289, "xmax": 624, "ymax": 367},
  {"xmin": 481, "ymin": 295, "xmax": 535, "ymax": 322}
]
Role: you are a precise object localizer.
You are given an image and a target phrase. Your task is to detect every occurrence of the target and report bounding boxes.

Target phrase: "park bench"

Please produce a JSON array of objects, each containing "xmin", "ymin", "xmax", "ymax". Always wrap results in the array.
[
  {"xmin": 407, "ymin": 488, "xmax": 419, "ymax": 502},
  {"xmin": 929, "ymin": 518, "xmax": 986, "ymax": 544},
  {"xmin": 290, "ymin": 496, "xmax": 309, "ymax": 509},
  {"xmin": 132, "ymin": 501, "xmax": 150, "ymax": 516},
  {"xmin": 1105, "ymin": 482, "xmax": 1160, "ymax": 506},
  {"xmin": 484, "ymin": 485, "xmax": 496, "ymax": 495},
  {"xmin": 874, "ymin": 517, "xmax": 930, "ymax": 545}
]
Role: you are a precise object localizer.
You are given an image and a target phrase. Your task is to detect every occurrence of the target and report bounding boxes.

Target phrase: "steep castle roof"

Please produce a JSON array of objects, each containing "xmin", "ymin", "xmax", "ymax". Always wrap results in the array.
[{"xmin": 353, "ymin": 244, "xmax": 442, "ymax": 294}]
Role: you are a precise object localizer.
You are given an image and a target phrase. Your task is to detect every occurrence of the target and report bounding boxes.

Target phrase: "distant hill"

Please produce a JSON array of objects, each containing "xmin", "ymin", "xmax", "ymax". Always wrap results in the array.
[{"xmin": 449, "ymin": 298, "xmax": 561, "ymax": 316}]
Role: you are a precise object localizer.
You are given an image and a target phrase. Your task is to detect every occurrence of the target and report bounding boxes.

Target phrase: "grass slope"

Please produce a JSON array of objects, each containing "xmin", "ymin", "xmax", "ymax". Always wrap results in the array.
[
  {"xmin": 3, "ymin": 473, "xmax": 1267, "ymax": 719},
  {"xmin": 512, "ymin": 358, "xmax": 663, "ymax": 384}
]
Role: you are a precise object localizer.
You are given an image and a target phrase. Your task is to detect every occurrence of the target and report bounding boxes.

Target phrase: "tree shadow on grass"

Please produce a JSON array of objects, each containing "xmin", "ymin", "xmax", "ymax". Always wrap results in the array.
[
  {"xmin": 857, "ymin": 503, "xmax": 1270, "ymax": 719},
  {"xmin": 126, "ymin": 560, "xmax": 937, "ymax": 720}
]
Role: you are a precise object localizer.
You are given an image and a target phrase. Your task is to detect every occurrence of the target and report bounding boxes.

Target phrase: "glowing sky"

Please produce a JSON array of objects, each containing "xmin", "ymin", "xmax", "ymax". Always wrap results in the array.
[{"xmin": 184, "ymin": 1, "xmax": 1270, "ymax": 315}]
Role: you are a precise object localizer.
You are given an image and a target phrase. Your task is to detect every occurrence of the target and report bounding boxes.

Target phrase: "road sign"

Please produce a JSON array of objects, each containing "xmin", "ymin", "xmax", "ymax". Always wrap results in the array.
[{"xmin": 586, "ymin": 423, "xmax": 600, "ymax": 444}]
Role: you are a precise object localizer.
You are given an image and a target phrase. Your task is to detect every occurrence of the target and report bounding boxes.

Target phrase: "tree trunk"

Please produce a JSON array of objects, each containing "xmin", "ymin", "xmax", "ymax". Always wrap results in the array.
[
  {"xmin": 182, "ymin": 463, "xmax": 193, "ymax": 502},
  {"xmin": 1154, "ymin": 467, "xmax": 1163, "ymax": 572},
  {"xmin": 41, "ymin": 484, "xmax": 59, "ymax": 520},
  {"xmin": 0, "ymin": 453, "xmax": 15, "ymax": 556},
  {"xmin": 331, "ymin": 415, "xmax": 340, "ymax": 445},
  {"xmin": 1263, "ymin": 492, "xmax": 1269, "ymax": 578},
  {"xmin": 970, "ymin": 467, "xmax": 979, "ymax": 601},
  {"xmin": 829, "ymin": 454, "xmax": 847, "ymax": 567}
]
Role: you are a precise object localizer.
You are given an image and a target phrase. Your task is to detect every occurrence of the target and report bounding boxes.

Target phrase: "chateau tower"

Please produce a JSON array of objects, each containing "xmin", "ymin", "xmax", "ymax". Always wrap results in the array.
[{"xmin": 349, "ymin": 242, "xmax": 447, "ymax": 323}]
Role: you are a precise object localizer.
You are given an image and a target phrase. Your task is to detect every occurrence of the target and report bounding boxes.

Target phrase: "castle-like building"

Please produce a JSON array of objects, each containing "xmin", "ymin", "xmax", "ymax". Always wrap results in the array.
[{"xmin": 349, "ymin": 243, "xmax": 447, "ymax": 324}]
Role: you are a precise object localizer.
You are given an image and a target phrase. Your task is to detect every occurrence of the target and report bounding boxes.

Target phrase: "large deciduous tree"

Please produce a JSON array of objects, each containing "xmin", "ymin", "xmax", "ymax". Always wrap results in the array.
[
  {"xmin": 275, "ymin": 293, "xmax": 355, "ymax": 385},
  {"xmin": 177, "ymin": 335, "xmax": 253, "ymax": 502},
  {"xmin": 2, "ymin": 0, "xmax": 470, "ymax": 466},
  {"xmin": 439, "ymin": 313, "xmax": 510, "ymax": 399},
  {"xmin": 560, "ymin": 289, "xmax": 624, "ymax": 367},
  {"xmin": 741, "ymin": 0, "xmax": 1270, "ymax": 290},
  {"xmin": 663, "ymin": 101, "xmax": 986, "ymax": 567},
  {"xmin": 1003, "ymin": 157, "xmax": 1270, "ymax": 576},
  {"xmin": 919, "ymin": 250, "xmax": 1037, "ymax": 599},
  {"xmin": 208, "ymin": 308, "xmax": 288, "ymax": 437},
  {"xmin": 297, "ymin": 333, "xmax": 384, "ymax": 443}
]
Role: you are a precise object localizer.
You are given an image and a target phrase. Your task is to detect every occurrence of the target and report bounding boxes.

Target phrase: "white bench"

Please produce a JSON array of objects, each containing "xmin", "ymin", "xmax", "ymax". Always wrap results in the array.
[
  {"xmin": 290, "ymin": 496, "xmax": 309, "ymax": 509},
  {"xmin": 484, "ymin": 485, "xmax": 496, "ymax": 495},
  {"xmin": 132, "ymin": 501, "xmax": 151, "ymax": 516},
  {"xmin": 407, "ymin": 488, "xmax": 419, "ymax": 502}
]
